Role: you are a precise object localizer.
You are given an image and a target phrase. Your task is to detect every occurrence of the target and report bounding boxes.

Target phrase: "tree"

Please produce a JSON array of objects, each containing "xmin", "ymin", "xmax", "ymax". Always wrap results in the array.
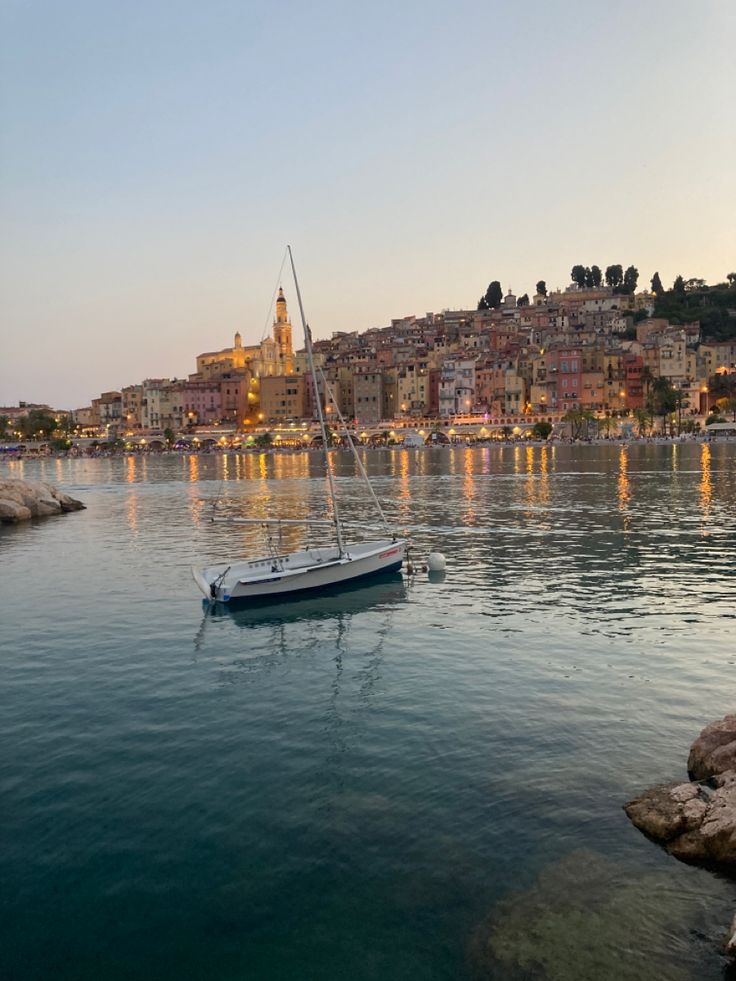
[
  {"xmin": 532, "ymin": 420, "xmax": 552, "ymax": 440},
  {"xmin": 673, "ymin": 274, "xmax": 686, "ymax": 295},
  {"xmin": 650, "ymin": 271, "xmax": 663, "ymax": 295},
  {"xmin": 571, "ymin": 265, "xmax": 587, "ymax": 289},
  {"xmin": 0, "ymin": 415, "xmax": 10, "ymax": 439},
  {"xmin": 727, "ymin": 273, "xmax": 736, "ymax": 286},
  {"xmin": 633, "ymin": 407, "xmax": 650, "ymax": 436},
  {"xmin": 590, "ymin": 265, "xmax": 602, "ymax": 288},
  {"xmin": 19, "ymin": 409, "xmax": 57, "ymax": 439},
  {"xmin": 605, "ymin": 264, "xmax": 624, "ymax": 289},
  {"xmin": 715, "ymin": 396, "xmax": 736, "ymax": 421},
  {"xmin": 673, "ymin": 388, "xmax": 687, "ymax": 435},
  {"xmin": 254, "ymin": 432, "xmax": 273, "ymax": 449},
  {"xmin": 685, "ymin": 277, "xmax": 706, "ymax": 292},
  {"xmin": 563, "ymin": 408, "xmax": 594, "ymax": 439},
  {"xmin": 640, "ymin": 365, "xmax": 655, "ymax": 400},
  {"xmin": 517, "ymin": 293, "xmax": 529, "ymax": 307},
  {"xmin": 483, "ymin": 281, "xmax": 504, "ymax": 309},
  {"xmin": 536, "ymin": 280, "xmax": 547, "ymax": 297},
  {"xmin": 622, "ymin": 265, "xmax": 639, "ymax": 294},
  {"xmin": 477, "ymin": 296, "xmax": 489, "ymax": 311},
  {"xmin": 163, "ymin": 427, "xmax": 175, "ymax": 447},
  {"xmin": 647, "ymin": 377, "xmax": 678, "ymax": 435},
  {"xmin": 709, "ymin": 371, "xmax": 736, "ymax": 401},
  {"xmin": 598, "ymin": 416, "xmax": 617, "ymax": 438}
]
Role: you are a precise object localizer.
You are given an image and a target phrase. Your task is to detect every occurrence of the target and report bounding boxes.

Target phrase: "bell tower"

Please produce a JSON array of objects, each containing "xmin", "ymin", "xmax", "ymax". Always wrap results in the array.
[{"xmin": 273, "ymin": 286, "xmax": 293, "ymax": 374}]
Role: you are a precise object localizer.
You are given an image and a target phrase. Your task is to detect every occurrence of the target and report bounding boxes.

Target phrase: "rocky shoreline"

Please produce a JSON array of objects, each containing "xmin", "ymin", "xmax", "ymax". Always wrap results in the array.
[
  {"xmin": 624, "ymin": 713, "xmax": 736, "ymax": 956},
  {"xmin": 0, "ymin": 478, "xmax": 85, "ymax": 523}
]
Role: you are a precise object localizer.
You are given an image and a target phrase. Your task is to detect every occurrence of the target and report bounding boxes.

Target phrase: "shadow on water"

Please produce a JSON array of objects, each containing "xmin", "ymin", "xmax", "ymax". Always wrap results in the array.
[{"xmin": 193, "ymin": 571, "xmax": 408, "ymax": 664}]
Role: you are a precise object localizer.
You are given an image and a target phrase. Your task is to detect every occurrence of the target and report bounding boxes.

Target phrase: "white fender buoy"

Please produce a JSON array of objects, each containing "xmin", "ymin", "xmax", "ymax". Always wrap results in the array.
[{"xmin": 427, "ymin": 552, "xmax": 446, "ymax": 572}]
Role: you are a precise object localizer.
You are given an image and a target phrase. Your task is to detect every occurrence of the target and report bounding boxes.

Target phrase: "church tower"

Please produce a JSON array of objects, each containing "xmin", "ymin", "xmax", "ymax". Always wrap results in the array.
[{"xmin": 273, "ymin": 287, "xmax": 294, "ymax": 374}]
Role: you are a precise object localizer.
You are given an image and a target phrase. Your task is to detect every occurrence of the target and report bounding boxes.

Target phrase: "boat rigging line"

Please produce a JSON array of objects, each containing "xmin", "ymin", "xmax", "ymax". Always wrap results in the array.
[{"xmin": 287, "ymin": 244, "xmax": 346, "ymax": 557}]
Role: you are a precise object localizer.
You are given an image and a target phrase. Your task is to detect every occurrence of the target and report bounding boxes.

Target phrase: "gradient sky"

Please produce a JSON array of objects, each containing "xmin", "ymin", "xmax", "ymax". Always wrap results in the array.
[{"xmin": 1, "ymin": 0, "xmax": 734, "ymax": 409}]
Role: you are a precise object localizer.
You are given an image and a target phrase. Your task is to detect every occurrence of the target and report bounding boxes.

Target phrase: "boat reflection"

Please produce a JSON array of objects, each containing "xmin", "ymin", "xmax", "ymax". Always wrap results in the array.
[{"xmin": 202, "ymin": 570, "xmax": 407, "ymax": 628}]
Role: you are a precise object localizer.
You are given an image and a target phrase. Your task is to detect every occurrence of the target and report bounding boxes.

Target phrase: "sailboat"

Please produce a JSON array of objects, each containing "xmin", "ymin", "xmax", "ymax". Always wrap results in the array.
[{"xmin": 191, "ymin": 247, "xmax": 408, "ymax": 603}]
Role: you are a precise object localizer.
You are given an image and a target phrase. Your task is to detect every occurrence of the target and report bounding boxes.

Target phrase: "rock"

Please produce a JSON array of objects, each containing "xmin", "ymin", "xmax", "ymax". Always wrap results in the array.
[
  {"xmin": 624, "ymin": 782, "xmax": 705, "ymax": 842},
  {"xmin": 623, "ymin": 715, "xmax": 736, "ymax": 963},
  {"xmin": 0, "ymin": 499, "xmax": 33, "ymax": 523},
  {"xmin": 698, "ymin": 778, "xmax": 736, "ymax": 863},
  {"xmin": 624, "ymin": 772, "xmax": 736, "ymax": 865},
  {"xmin": 688, "ymin": 715, "xmax": 736, "ymax": 780},
  {"xmin": 34, "ymin": 499, "xmax": 62, "ymax": 516},
  {"xmin": 56, "ymin": 492, "xmax": 85, "ymax": 513},
  {"xmin": 625, "ymin": 715, "xmax": 736, "ymax": 868},
  {"xmin": 0, "ymin": 478, "xmax": 84, "ymax": 524},
  {"xmin": 725, "ymin": 913, "xmax": 736, "ymax": 958}
]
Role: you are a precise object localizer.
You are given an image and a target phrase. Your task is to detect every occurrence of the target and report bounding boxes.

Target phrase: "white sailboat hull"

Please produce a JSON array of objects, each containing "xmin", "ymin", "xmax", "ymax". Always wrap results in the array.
[{"xmin": 193, "ymin": 538, "xmax": 407, "ymax": 603}]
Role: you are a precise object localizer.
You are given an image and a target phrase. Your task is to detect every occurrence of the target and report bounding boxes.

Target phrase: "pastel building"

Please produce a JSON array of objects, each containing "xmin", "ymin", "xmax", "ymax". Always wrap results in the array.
[
  {"xmin": 178, "ymin": 379, "xmax": 222, "ymax": 426},
  {"xmin": 259, "ymin": 374, "xmax": 307, "ymax": 422}
]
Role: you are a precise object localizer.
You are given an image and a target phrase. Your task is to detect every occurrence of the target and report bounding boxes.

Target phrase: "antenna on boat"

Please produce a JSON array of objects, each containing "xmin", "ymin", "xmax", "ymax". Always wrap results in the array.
[{"xmin": 287, "ymin": 245, "xmax": 345, "ymax": 556}]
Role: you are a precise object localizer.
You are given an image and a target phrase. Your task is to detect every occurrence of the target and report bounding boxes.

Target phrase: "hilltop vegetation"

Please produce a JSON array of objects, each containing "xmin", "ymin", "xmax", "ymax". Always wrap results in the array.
[
  {"xmin": 650, "ymin": 273, "xmax": 736, "ymax": 342},
  {"xmin": 477, "ymin": 267, "xmax": 736, "ymax": 342}
]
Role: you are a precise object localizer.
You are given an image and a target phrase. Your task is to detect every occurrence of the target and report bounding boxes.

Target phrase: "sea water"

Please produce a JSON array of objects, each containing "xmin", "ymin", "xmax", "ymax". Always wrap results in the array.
[{"xmin": 1, "ymin": 443, "xmax": 735, "ymax": 980}]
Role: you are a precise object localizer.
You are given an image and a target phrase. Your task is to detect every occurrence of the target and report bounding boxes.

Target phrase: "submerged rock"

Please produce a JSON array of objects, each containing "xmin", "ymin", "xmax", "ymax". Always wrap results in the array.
[
  {"xmin": 468, "ymin": 850, "xmax": 698, "ymax": 980},
  {"xmin": 0, "ymin": 478, "xmax": 85, "ymax": 524}
]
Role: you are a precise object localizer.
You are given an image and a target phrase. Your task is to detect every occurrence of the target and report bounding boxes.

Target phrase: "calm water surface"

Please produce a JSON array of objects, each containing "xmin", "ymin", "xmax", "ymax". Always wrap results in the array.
[{"xmin": 1, "ymin": 443, "xmax": 735, "ymax": 980}]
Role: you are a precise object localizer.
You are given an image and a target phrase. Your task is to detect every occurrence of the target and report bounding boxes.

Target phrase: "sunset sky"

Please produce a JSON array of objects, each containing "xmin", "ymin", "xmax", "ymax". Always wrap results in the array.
[{"xmin": 1, "ymin": 0, "xmax": 734, "ymax": 408}]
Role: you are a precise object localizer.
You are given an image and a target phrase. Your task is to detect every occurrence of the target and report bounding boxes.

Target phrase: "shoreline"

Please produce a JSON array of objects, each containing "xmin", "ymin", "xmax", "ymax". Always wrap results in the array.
[{"xmin": 1, "ymin": 433, "xmax": 733, "ymax": 462}]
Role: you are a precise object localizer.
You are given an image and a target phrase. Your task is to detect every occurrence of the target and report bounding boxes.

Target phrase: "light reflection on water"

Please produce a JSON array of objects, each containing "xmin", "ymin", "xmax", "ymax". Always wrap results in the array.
[{"xmin": 1, "ymin": 443, "xmax": 735, "ymax": 981}]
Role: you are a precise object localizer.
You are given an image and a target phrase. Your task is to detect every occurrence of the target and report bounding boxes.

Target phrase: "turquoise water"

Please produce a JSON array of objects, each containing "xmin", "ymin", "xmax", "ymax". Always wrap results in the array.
[{"xmin": 1, "ymin": 443, "xmax": 735, "ymax": 980}]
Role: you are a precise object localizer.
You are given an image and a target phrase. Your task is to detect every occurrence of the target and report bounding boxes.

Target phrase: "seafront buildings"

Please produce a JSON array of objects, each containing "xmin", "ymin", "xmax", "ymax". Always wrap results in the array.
[{"xmin": 4, "ymin": 282, "xmax": 736, "ymax": 439}]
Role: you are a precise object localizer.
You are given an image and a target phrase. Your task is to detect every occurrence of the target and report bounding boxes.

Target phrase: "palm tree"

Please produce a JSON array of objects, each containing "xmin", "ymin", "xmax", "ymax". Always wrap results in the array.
[
  {"xmin": 598, "ymin": 416, "xmax": 617, "ymax": 439},
  {"xmin": 633, "ymin": 407, "xmax": 650, "ymax": 436},
  {"xmin": 673, "ymin": 389, "xmax": 688, "ymax": 435},
  {"xmin": 563, "ymin": 408, "xmax": 594, "ymax": 439},
  {"xmin": 641, "ymin": 365, "xmax": 655, "ymax": 401}
]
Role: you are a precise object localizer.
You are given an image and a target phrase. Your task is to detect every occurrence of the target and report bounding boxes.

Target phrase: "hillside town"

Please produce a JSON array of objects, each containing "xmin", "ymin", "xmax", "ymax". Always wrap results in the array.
[{"xmin": 3, "ymin": 275, "xmax": 736, "ymax": 446}]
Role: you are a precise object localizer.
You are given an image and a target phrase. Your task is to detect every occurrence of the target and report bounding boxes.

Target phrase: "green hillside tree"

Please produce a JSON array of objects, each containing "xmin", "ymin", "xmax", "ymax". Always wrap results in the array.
[
  {"xmin": 623, "ymin": 266, "xmax": 639, "ymax": 294},
  {"xmin": 483, "ymin": 281, "xmax": 504, "ymax": 309},
  {"xmin": 605, "ymin": 264, "xmax": 624, "ymax": 289},
  {"xmin": 571, "ymin": 265, "xmax": 587, "ymax": 288}
]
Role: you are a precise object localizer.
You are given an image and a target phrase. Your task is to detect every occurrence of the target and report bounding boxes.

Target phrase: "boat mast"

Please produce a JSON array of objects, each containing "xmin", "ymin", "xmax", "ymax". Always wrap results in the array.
[
  {"xmin": 287, "ymin": 245, "xmax": 345, "ymax": 556},
  {"xmin": 317, "ymin": 366, "xmax": 390, "ymax": 534}
]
